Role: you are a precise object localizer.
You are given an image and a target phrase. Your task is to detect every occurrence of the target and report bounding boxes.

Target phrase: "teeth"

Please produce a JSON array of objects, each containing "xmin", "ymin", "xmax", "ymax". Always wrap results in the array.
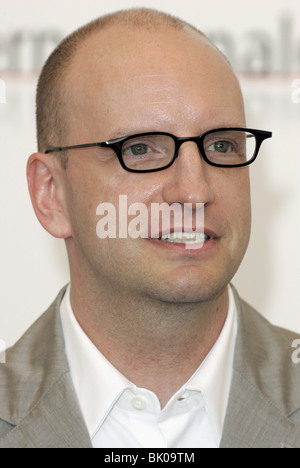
[{"xmin": 160, "ymin": 232, "xmax": 209, "ymax": 243}]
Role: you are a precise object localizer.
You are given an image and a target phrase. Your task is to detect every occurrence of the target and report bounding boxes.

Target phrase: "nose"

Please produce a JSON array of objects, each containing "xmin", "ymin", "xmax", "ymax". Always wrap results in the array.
[{"xmin": 162, "ymin": 140, "xmax": 215, "ymax": 206}]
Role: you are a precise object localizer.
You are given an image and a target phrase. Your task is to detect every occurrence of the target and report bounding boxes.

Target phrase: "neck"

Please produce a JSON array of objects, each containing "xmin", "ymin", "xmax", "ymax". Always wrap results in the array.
[{"xmin": 69, "ymin": 277, "xmax": 229, "ymax": 408}]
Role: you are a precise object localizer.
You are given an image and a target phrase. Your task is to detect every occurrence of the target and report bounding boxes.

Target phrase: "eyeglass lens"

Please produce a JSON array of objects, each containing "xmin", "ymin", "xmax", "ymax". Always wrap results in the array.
[{"xmin": 120, "ymin": 130, "xmax": 256, "ymax": 171}]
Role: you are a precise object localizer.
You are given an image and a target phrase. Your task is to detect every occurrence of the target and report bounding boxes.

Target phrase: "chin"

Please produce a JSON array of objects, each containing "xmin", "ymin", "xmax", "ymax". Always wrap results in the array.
[{"xmin": 153, "ymin": 274, "xmax": 230, "ymax": 305}]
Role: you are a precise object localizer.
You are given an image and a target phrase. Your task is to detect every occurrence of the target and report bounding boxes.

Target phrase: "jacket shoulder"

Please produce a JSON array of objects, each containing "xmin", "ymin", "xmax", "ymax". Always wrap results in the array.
[
  {"xmin": 234, "ymin": 290, "xmax": 300, "ymax": 418},
  {"xmin": 0, "ymin": 287, "xmax": 69, "ymax": 427}
]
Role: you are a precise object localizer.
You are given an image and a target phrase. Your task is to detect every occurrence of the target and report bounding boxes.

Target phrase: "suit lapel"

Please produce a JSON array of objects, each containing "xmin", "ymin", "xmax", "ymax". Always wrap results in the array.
[
  {"xmin": 0, "ymin": 286, "xmax": 92, "ymax": 448},
  {"xmin": 220, "ymin": 369, "xmax": 300, "ymax": 448},
  {"xmin": 0, "ymin": 373, "xmax": 92, "ymax": 448},
  {"xmin": 220, "ymin": 287, "xmax": 300, "ymax": 448}
]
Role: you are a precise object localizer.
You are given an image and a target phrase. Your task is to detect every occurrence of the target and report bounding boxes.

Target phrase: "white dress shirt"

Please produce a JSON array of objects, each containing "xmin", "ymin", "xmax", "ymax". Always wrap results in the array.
[{"xmin": 60, "ymin": 285, "xmax": 237, "ymax": 448}]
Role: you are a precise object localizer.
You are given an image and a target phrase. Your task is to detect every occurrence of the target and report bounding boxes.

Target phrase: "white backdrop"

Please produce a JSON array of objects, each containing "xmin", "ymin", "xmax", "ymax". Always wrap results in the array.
[{"xmin": 1, "ymin": 0, "xmax": 300, "ymax": 347}]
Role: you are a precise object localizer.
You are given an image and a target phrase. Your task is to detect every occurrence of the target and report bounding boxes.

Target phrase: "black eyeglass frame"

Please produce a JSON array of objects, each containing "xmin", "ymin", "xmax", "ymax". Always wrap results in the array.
[{"xmin": 45, "ymin": 127, "xmax": 272, "ymax": 173}]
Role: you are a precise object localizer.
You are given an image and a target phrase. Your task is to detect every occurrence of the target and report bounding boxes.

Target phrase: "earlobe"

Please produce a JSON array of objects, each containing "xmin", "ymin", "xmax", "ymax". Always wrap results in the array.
[{"xmin": 27, "ymin": 152, "xmax": 73, "ymax": 239}]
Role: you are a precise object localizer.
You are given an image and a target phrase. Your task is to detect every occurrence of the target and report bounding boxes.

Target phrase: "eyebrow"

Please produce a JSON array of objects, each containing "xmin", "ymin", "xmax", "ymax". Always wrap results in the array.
[
  {"xmin": 107, "ymin": 123, "xmax": 246, "ymax": 141},
  {"xmin": 106, "ymin": 127, "xmax": 159, "ymax": 141}
]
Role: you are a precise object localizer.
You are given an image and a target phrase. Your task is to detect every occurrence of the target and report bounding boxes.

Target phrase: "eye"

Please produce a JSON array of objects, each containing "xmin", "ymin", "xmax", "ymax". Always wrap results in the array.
[
  {"xmin": 124, "ymin": 143, "xmax": 151, "ymax": 156},
  {"xmin": 207, "ymin": 140, "xmax": 232, "ymax": 153}
]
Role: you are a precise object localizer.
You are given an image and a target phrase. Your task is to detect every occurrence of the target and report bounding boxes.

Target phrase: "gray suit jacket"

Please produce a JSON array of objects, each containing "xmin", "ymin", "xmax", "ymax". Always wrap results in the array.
[{"xmin": 0, "ymin": 286, "xmax": 300, "ymax": 448}]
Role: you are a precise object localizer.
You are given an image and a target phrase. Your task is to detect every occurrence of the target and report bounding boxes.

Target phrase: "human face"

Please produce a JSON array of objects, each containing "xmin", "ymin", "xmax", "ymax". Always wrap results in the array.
[{"xmin": 61, "ymin": 26, "xmax": 251, "ymax": 304}]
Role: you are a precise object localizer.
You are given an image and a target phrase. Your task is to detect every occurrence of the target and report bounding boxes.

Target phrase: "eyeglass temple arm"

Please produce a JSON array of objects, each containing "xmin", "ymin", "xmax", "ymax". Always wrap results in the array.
[{"xmin": 45, "ymin": 142, "xmax": 107, "ymax": 154}]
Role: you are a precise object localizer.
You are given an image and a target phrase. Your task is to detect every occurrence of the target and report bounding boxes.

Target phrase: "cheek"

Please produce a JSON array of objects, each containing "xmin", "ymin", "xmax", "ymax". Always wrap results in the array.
[
  {"xmin": 228, "ymin": 172, "xmax": 252, "ymax": 249},
  {"xmin": 64, "ymin": 168, "xmax": 104, "ymax": 243},
  {"xmin": 235, "ymin": 172, "xmax": 251, "ymax": 223},
  {"xmin": 215, "ymin": 169, "xmax": 252, "ymax": 240},
  {"xmin": 66, "ymin": 164, "xmax": 163, "ymax": 243}
]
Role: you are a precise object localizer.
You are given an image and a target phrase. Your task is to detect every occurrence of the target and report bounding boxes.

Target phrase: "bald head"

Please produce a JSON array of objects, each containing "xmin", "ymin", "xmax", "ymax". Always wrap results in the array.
[{"xmin": 36, "ymin": 8, "xmax": 241, "ymax": 166}]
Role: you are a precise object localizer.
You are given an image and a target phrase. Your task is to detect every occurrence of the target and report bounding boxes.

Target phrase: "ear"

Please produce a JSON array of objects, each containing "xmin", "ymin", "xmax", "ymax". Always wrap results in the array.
[{"xmin": 27, "ymin": 152, "xmax": 73, "ymax": 239}]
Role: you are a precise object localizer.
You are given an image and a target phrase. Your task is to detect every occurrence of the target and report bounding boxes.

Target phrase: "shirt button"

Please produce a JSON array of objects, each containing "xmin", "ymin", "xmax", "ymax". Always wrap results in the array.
[{"xmin": 131, "ymin": 396, "xmax": 147, "ymax": 410}]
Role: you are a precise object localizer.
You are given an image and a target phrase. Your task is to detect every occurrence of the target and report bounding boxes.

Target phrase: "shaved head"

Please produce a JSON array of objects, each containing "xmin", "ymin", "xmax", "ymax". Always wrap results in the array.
[{"xmin": 36, "ymin": 8, "xmax": 233, "ymax": 167}]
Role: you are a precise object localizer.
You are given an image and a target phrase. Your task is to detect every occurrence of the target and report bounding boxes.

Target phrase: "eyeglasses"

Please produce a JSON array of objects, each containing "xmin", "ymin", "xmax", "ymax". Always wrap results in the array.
[{"xmin": 45, "ymin": 127, "xmax": 272, "ymax": 173}]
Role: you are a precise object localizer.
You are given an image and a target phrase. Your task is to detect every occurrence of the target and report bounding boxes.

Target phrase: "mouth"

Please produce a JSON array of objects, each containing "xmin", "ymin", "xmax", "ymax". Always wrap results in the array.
[{"xmin": 158, "ymin": 231, "xmax": 210, "ymax": 245}]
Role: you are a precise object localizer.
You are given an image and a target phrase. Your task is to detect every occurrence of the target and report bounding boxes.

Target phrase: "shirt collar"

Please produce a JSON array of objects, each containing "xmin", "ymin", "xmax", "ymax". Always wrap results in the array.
[
  {"xmin": 60, "ymin": 285, "xmax": 237, "ymax": 440},
  {"xmin": 60, "ymin": 286, "xmax": 133, "ymax": 437},
  {"xmin": 184, "ymin": 285, "xmax": 237, "ymax": 437}
]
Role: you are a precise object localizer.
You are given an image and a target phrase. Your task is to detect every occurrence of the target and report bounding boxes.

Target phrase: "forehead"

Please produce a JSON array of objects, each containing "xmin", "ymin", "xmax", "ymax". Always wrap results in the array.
[
  {"xmin": 64, "ymin": 26, "xmax": 244, "ymax": 138},
  {"xmin": 71, "ymin": 25, "xmax": 233, "ymax": 84}
]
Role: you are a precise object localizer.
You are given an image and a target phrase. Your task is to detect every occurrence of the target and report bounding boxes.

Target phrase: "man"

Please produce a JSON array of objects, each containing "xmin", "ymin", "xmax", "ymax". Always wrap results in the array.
[{"xmin": 1, "ymin": 8, "xmax": 300, "ymax": 448}]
